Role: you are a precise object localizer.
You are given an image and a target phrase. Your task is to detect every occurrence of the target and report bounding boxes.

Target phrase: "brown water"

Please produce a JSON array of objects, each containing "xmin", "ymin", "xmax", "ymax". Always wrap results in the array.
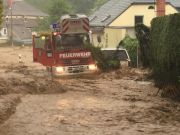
[{"xmin": 0, "ymin": 46, "xmax": 180, "ymax": 135}]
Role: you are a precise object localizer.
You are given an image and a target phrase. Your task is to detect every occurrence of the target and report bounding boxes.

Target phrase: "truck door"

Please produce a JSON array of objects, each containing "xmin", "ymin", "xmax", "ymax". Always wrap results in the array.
[{"xmin": 32, "ymin": 35, "xmax": 54, "ymax": 66}]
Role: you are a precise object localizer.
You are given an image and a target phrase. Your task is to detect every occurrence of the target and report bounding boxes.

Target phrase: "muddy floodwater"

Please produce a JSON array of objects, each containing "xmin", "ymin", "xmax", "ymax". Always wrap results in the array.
[{"xmin": 0, "ymin": 46, "xmax": 180, "ymax": 135}]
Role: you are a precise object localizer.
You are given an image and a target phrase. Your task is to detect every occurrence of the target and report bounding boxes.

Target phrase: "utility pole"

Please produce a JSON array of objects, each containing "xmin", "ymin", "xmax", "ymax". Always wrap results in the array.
[{"xmin": 10, "ymin": 6, "xmax": 13, "ymax": 47}]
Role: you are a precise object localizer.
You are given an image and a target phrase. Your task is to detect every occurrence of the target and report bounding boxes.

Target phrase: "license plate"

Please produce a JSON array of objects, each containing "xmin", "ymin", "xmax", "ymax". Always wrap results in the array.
[{"xmin": 71, "ymin": 59, "xmax": 80, "ymax": 65}]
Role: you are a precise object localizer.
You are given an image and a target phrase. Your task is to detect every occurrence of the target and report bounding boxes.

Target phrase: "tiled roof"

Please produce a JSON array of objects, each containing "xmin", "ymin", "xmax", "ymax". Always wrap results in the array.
[
  {"xmin": 89, "ymin": 0, "xmax": 132, "ymax": 27},
  {"xmin": 6, "ymin": 0, "xmax": 48, "ymax": 17},
  {"xmin": 89, "ymin": 0, "xmax": 180, "ymax": 26}
]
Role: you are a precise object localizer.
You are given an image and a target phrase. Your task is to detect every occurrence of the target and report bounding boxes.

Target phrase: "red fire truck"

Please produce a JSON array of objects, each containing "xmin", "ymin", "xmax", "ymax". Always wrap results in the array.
[{"xmin": 32, "ymin": 14, "xmax": 97, "ymax": 75}]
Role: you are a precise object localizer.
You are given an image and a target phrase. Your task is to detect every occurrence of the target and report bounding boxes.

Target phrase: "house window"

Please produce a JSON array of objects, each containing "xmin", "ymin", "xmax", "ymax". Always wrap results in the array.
[
  {"xmin": 4, "ymin": 28, "xmax": 7, "ymax": 35},
  {"xmin": 135, "ymin": 16, "xmax": 144, "ymax": 25}
]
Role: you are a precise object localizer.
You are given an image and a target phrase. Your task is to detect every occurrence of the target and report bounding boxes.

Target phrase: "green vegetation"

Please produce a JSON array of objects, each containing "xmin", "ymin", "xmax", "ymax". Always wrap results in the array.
[
  {"xmin": 34, "ymin": 17, "xmax": 51, "ymax": 31},
  {"xmin": 25, "ymin": 0, "xmax": 51, "ymax": 13},
  {"xmin": 25, "ymin": 0, "xmax": 108, "ymax": 15},
  {"xmin": 135, "ymin": 24, "xmax": 151, "ymax": 67},
  {"xmin": 85, "ymin": 44, "xmax": 120, "ymax": 71},
  {"xmin": 151, "ymin": 13, "xmax": 180, "ymax": 86},
  {"xmin": 119, "ymin": 35, "xmax": 139, "ymax": 67},
  {"xmin": 49, "ymin": 0, "xmax": 71, "ymax": 23}
]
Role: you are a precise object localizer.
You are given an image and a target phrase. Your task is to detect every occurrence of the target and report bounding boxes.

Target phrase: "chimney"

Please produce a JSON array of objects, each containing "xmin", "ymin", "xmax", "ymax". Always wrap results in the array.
[{"xmin": 156, "ymin": 0, "xmax": 165, "ymax": 16}]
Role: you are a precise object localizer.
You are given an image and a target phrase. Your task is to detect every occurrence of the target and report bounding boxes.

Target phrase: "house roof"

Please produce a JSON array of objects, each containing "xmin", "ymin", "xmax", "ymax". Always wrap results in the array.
[
  {"xmin": 5, "ymin": 0, "xmax": 48, "ymax": 17},
  {"xmin": 89, "ymin": 0, "xmax": 180, "ymax": 26}
]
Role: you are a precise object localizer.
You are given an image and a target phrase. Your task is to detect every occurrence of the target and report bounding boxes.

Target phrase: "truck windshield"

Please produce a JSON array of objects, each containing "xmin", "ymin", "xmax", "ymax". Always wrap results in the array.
[{"xmin": 55, "ymin": 34, "xmax": 90, "ymax": 51}]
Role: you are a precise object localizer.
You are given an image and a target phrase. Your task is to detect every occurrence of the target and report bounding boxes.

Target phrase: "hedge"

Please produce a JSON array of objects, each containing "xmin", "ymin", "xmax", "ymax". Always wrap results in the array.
[{"xmin": 151, "ymin": 13, "xmax": 180, "ymax": 85}]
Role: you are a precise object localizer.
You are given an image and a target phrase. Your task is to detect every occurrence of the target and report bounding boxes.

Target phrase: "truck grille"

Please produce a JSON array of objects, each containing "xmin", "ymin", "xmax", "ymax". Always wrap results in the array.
[
  {"xmin": 67, "ymin": 66, "xmax": 85, "ymax": 73},
  {"xmin": 63, "ymin": 58, "xmax": 88, "ymax": 66}
]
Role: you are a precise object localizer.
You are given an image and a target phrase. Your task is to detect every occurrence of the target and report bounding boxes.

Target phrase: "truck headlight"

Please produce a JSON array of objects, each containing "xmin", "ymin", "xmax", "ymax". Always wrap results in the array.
[
  {"xmin": 89, "ymin": 64, "xmax": 97, "ymax": 70},
  {"xmin": 56, "ymin": 67, "xmax": 64, "ymax": 72}
]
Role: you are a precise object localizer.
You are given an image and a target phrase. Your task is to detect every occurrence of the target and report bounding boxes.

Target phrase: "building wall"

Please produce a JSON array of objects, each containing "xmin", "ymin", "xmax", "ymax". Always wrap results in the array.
[
  {"xmin": 3, "ymin": 16, "xmax": 42, "ymax": 44},
  {"xmin": 92, "ymin": 28, "xmax": 126, "ymax": 48},
  {"xmin": 110, "ymin": 4, "xmax": 178, "ymax": 27}
]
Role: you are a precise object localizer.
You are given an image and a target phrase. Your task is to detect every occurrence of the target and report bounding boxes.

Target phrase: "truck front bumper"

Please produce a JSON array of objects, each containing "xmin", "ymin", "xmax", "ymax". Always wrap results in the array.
[{"xmin": 52, "ymin": 64, "xmax": 97, "ymax": 76}]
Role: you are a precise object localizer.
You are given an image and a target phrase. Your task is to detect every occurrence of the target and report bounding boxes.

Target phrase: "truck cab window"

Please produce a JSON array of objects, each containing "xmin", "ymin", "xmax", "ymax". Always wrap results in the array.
[
  {"xmin": 55, "ymin": 34, "xmax": 90, "ymax": 51},
  {"xmin": 34, "ymin": 36, "xmax": 45, "ymax": 49},
  {"xmin": 55, "ymin": 35, "xmax": 64, "ymax": 50}
]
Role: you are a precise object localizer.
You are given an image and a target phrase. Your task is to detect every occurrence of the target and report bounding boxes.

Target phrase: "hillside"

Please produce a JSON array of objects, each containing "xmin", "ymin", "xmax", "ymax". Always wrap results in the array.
[
  {"xmin": 24, "ymin": 0, "xmax": 51, "ymax": 13},
  {"xmin": 25, "ymin": 0, "xmax": 108, "ymax": 15}
]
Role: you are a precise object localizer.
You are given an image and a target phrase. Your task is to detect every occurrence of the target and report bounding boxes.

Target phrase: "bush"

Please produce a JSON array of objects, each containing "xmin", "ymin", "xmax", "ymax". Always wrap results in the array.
[
  {"xmin": 151, "ymin": 13, "xmax": 180, "ymax": 86},
  {"xmin": 119, "ymin": 35, "xmax": 139, "ymax": 67},
  {"xmin": 85, "ymin": 44, "xmax": 120, "ymax": 71}
]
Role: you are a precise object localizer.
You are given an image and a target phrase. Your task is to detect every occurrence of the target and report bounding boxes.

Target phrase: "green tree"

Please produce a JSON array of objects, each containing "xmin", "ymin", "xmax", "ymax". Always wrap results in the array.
[
  {"xmin": 34, "ymin": 17, "xmax": 51, "ymax": 32},
  {"xmin": 25, "ymin": 0, "xmax": 51, "ymax": 13},
  {"xmin": 120, "ymin": 35, "xmax": 139, "ymax": 67},
  {"xmin": 135, "ymin": 24, "xmax": 151, "ymax": 67},
  {"xmin": 25, "ymin": 0, "xmax": 108, "ymax": 15},
  {"xmin": 69, "ymin": 0, "xmax": 95, "ymax": 14},
  {"xmin": 49, "ymin": 0, "xmax": 72, "ymax": 23}
]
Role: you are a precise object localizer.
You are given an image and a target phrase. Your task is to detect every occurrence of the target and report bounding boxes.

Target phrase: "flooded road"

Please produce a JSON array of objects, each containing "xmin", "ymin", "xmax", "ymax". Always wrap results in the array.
[
  {"xmin": 0, "ymin": 46, "xmax": 180, "ymax": 135},
  {"xmin": 1, "ymin": 78, "xmax": 180, "ymax": 135}
]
